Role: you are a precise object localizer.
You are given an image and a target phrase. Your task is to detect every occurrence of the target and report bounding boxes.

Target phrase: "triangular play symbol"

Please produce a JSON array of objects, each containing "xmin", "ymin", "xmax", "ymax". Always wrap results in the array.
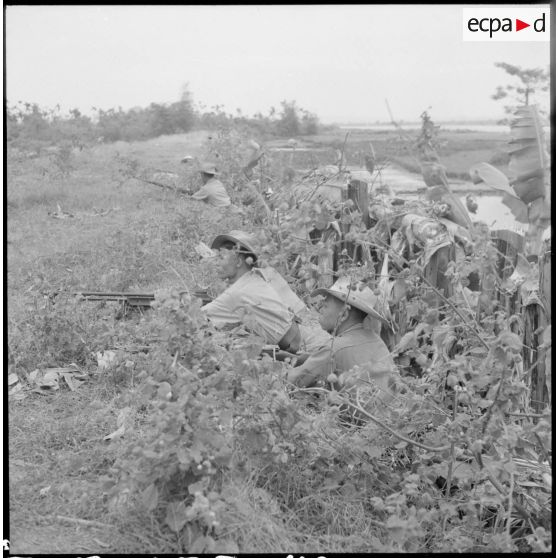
[{"xmin": 516, "ymin": 19, "xmax": 530, "ymax": 31}]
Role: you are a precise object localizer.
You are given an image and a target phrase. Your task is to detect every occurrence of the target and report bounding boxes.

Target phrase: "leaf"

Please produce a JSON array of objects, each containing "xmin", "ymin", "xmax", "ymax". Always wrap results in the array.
[
  {"xmin": 469, "ymin": 162, "xmax": 517, "ymax": 196},
  {"xmin": 497, "ymin": 330, "xmax": 523, "ymax": 353},
  {"xmin": 391, "ymin": 278, "xmax": 407, "ymax": 304},
  {"xmin": 194, "ymin": 241, "xmax": 215, "ymax": 259},
  {"xmin": 39, "ymin": 369, "xmax": 60, "ymax": 388},
  {"xmin": 117, "ymin": 407, "xmax": 132, "ymax": 428},
  {"xmin": 141, "ymin": 483, "xmax": 159, "ymax": 511},
  {"xmin": 365, "ymin": 446, "xmax": 383, "ymax": 459},
  {"xmin": 508, "ymin": 105, "xmax": 549, "ymax": 204},
  {"xmin": 394, "ymin": 331, "xmax": 417, "ymax": 353},
  {"xmin": 8, "ymin": 373, "xmax": 19, "ymax": 386},
  {"xmin": 190, "ymin": 535, "xmax": 215, "ymax": 553},
  {"xmin": 93, "ymin": 538, "xmax": 110, "ymax": 549},
  {"xmin": 61, "ymin": 372, "xmax": 86, "ymax": 392},
  {"xmin": 188, "ymin": 479, "xmax": 206, "ymax": 495},
  {"xmin": 165, "ymin": 501, "xmax": 188, "ymax": 533},
  {"xmin": 9, "ymin": 383, "xmax": 26, "ymax": 401},
  {"xmin": 103, "ymin": 424, "xmax": 126, "ymax": 441},
  {"xmin": 96, "ymin": 350, "xmax": 117, "ymax": 371},
  {"xmin": 157, "ymin": 382, "xmax": 172, "ymax": 400}
]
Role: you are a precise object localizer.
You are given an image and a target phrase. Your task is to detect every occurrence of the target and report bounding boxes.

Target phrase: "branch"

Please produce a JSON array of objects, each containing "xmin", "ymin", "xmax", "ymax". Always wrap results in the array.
[
  {"xmin": 361, "ymin": 235, "xmax": 491, "ymax": 350},
  {"xmin": 56, "ymin": 515, "xmax": 112, "ymax": 529},
  {"xmin": 293, "ymin": 386, "xmax": 451, "ymax": 453}
]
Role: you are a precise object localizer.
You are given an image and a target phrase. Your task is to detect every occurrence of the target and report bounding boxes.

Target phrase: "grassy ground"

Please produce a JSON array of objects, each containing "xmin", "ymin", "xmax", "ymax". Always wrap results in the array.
[{"xmin": 7, "ymin": 126, "xmax": 513, "ymax": 553}]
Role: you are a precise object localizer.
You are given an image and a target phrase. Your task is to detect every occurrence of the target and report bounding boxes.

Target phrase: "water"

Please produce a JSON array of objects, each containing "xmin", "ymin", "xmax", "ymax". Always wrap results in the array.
[
  {"xmin": 340, "ymin": 123, "xmax": 550, "ymax": 135},
  {"xmin": 460, "ymin": 194, "xmax": 528, "ymax": 233}
]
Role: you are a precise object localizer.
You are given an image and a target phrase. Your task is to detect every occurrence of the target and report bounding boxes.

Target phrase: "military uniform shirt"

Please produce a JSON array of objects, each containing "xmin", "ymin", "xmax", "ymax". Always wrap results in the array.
[
  {"xmin": 191, "ymin": 178, "xmax": 231, "ymax": 207},
  {"xmin": 202, "ymin": 269, "xmax": 293, "ymax": 343},
  {"xmin": 287, "ymin": 323, "xmax": 394, "ymax": 389}
]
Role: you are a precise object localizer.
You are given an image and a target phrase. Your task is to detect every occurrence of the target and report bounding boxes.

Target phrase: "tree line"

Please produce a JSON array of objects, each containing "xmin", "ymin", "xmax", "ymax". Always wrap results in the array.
[{"xmin": 6, "ymin": 97, "xmax": 321, "ymax": 150}]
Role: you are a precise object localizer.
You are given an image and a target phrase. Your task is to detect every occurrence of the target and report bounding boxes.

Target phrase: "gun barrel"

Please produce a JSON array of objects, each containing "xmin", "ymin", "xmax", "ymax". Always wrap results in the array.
[{"xmin": 73, "ymin": 290, "xmax": 212, "ymax": 306}]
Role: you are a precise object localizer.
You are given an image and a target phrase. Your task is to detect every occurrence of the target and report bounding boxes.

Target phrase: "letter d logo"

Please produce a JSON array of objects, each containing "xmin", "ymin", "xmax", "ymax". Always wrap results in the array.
[{"xmin": 534, "ymin": 13, "xmax": 545, "ymax": 32}]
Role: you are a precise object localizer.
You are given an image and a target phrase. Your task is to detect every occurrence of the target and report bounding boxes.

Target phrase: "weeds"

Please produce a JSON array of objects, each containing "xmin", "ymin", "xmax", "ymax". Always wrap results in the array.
[{"xmin": 8, "ymin": 127, "xmax": 551, "ymax": 553}]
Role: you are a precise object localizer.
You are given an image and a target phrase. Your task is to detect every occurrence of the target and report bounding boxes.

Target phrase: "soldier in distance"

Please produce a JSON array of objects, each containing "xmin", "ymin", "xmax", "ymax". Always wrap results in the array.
[{"xmin": 190, "ymin": 162, "xmax": 231, "ymax": 207}]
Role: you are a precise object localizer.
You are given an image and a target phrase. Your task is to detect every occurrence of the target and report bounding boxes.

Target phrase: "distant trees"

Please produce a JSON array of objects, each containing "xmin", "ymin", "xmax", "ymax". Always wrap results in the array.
[
  {"xmin": 276, "ymin": 100, "xmax": 319, "ymax": 136},
  {"xmin": 6, "ymin": 91, "xmax": 321, "ymax": 149},
  {"xmin": 492, "ymin": 62, "xmax": 550, "ymax": 116}
]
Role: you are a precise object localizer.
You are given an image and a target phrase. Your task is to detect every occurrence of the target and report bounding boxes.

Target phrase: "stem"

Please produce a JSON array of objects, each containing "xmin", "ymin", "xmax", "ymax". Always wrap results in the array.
[
  {"xmin": 446, "ymin": 388, "xmax": 458, "ymax": 499},
  {"xmin": 338, "ymin": 131, "xmax": 350, "ymax": 171},
  {"xmin": 507, "ymin": 412, "xmax": 547, "ymax": 419},
  {"xmin": 481, "ymin": 368, "xmax": 506, "ymax": 436},
  {"xmin": 506, "ymin": 468, "xmax": 515, "ymax": 538},
  {"xmin": 294, "ymin": 386, "xmax": 451, "ymax": 452},
  {"xmin": 475, "ymin": 463, "xmax": 537, "ymax": 534}
]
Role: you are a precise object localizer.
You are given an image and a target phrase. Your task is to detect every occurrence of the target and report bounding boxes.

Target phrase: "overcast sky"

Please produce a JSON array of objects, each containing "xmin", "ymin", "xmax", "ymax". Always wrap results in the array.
[{"xmin": 5, "ymin": 4, "xmax": 552, "ymax": 123}]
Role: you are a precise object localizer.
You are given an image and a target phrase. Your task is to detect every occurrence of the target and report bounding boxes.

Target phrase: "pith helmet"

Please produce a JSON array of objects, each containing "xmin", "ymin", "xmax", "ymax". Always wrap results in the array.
[
  {"xmin": 311, "ymin": 276, "xmax": 387, "ymax": 323},
  {"xmin": 211, "ymin": 230, "xmax": 259, "ymax": 261},
  {"xmin": 200, "ymin": 162, "xmax": 218, "ymax": 175}
]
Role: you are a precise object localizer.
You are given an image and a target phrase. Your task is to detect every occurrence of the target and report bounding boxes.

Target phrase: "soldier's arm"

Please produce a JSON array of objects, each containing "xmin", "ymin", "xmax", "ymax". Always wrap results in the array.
[{"xmin": 286, "ymin": 346, "xmax": 333, "ymax": 387}]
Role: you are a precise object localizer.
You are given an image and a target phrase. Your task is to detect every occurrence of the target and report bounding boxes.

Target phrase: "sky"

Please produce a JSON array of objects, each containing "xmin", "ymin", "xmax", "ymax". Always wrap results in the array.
[{"xmin": 4, "ymin": 4, "xmax": 552, "ymax": 124}]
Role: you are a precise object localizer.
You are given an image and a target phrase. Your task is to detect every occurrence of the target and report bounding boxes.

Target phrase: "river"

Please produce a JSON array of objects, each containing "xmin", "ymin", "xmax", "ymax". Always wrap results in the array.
[{"xmin": 340, "ymin": 123, "xmax": 550, "ymax": 135}]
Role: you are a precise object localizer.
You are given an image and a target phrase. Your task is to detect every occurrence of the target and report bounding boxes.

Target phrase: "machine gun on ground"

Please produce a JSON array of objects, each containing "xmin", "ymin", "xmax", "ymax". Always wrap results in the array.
[{"xmin": 50, "ymin": 290, "xmax": 213, "ymax": 318}]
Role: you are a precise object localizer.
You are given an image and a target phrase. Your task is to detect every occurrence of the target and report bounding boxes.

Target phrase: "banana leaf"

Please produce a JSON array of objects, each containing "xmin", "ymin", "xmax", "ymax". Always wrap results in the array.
[
  {"xmin": 468, "ymin": 162, "xmax": 529, "ymax": 223},
  {"xmin": 508, "ymin": 106, "xmax": 549, "ymax": 204}
]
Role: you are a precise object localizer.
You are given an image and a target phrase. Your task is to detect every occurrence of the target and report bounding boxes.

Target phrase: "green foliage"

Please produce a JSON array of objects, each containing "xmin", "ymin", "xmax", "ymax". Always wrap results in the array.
[{"xmin": 492, "ymin": 62, "xmax": 550, "ymax": 117}]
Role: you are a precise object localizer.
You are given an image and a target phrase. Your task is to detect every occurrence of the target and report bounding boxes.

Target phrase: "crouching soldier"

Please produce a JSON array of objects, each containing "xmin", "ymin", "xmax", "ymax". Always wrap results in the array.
[
  {"xmin": 203, "ymin": 231, "xmax": 327, "ymax": 353},
  {"xmin": 190, "ymin": 162, "xmax": 231, "ymax": 207},
  {"xmin": 287, "ymin": 277, "xmax": 397, "ymax": 417}
]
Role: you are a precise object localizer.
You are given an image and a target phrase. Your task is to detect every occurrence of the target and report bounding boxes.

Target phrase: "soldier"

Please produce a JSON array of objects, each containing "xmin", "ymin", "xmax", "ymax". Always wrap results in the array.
[
  {"xmin": 203, "ymin": 231, "xmax": 310, "ymax": 353},
  {"xmin": 287, "ymin": 277, "xmax": 395, "ymax": 402},
  {"xmin": 191, "ymin": 162, "xmax": 231, "ymax": 207}
]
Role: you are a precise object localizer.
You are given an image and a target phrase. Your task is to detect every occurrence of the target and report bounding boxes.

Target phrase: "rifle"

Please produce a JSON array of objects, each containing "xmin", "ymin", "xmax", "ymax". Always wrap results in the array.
[{"xmin": 50, "ymin": 290, "xmax": 213, "ymax": 318}]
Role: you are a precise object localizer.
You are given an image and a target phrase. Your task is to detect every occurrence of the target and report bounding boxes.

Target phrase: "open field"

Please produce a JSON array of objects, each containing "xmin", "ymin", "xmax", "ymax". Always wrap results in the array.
[
  {"xmin": 7, "ymin": 127, "xmax": 551, "ymax": 553},
  {"xmin": 268, "ymin": 126, "xmax": 510, "ymax": 180}
]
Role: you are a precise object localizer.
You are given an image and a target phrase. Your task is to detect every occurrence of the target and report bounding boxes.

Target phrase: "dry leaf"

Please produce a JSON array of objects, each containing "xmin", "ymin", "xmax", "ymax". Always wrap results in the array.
[
  {"xmin": 103, "ymin": 424, "xmax": 126, "ymax": 441},
  {"xmin": 194, "ymin": 241, "xmax": 215, "ymax": 259},
  {"xmin": 157, "ymin": 382, "xmax": 172, "ymax": 400},
  {"xmin": 8, "ymin": 373, "xmax": 19, "ymax": 386},
  {"xmin": 62, "ymin": 372, "xmax": 85, "ymax": 392},
  {"xmin": 141, "ymin": 483, "xmax": 159, "ymax": 511},
  {"xmin": 36, "ymin": 370, "xmax": 60, "ymax": 391},
  {"xmin": 96, "ymin": 350, "xmax": 117, "ymax": 371},
  {"xmin": 9, "ymin": 383, "xmax": 27, "ymax": 401},
  {"xmin": 117, "ymin": 407, "xmax": 132, "ymax": 428}
]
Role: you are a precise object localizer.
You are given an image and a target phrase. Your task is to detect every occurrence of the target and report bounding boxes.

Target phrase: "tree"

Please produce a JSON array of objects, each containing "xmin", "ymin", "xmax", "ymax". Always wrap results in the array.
[
  {"xmin": 277, "ymin": 100, "xmax": 300, "ymax": 136},
  {"xmin": 492, "ymin": 62, "xmax": 550, "ymax": 116}
]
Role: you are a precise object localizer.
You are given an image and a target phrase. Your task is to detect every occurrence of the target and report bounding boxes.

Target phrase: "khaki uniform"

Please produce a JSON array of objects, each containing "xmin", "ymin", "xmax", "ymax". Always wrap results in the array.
[
  {"xmin": 192, "ymin": 178, "xmax": 231, "ymax": 207},
  {"xmin": 202, "ymin": 268, "xmax": 330, "ymax": 352},
  {"xmin": 287, "ymin": 323, "xmax": 394, "ymax": 391},
  {"xmin": 202, "ymin": 269, "xmax": 292, "ymax": 344}
]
